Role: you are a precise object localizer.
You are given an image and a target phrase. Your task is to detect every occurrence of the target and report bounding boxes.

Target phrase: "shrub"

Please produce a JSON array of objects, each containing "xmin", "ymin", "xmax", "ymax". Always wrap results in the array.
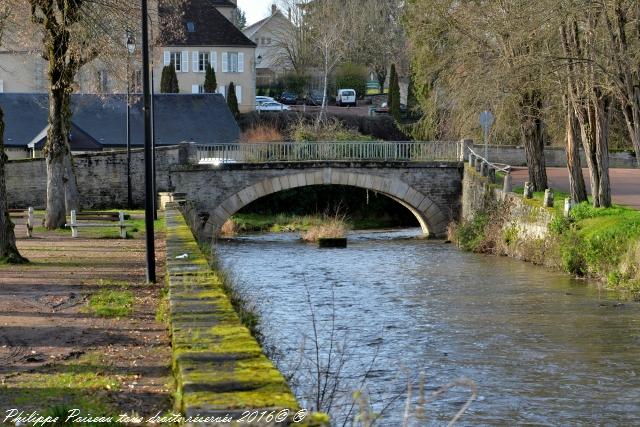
[
  {"xmin": 453, "ymin": 214, "xmax": 488, "ymax": 252},
  {"xmin": 301, "ymin": 216, "xmax": 348, "ymax": 242},
  {"xmin": 281, "ymin": 72, "xmax": 309, "ymax": 97},
  {"xmin": 204, "ymin": 63, "xmax": 217, "ymax": 93},
  {"xmin": 160, "ymin": 65, "xmax": 179, "ymax": 93},
  {"xmin": 335, "ymin": 63, "xmax": 367, "ymax": 99},
  {"xmin": 388, "ymin": 64, "xmax": 401, "ymax": 121},
  {"xmin": 238, "ymin": 111, "xmax": 409, "ymax": 141},
  {"xmin": 227, "ymin": 81, "xmax": 240, "ymax": 119},
  {"xmin": 241, "ymin": 124, "xmax": 284, "ymax": 143},
  {"xmin": 289, "ymin": 118, "xmax": 374, "ymax": 142}
]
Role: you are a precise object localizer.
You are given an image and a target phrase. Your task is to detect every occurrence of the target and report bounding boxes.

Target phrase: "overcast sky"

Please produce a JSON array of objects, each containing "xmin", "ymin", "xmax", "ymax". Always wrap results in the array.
[{"xmin": 237, "ymin": 0, "xmax": 277, "ymax": 26}]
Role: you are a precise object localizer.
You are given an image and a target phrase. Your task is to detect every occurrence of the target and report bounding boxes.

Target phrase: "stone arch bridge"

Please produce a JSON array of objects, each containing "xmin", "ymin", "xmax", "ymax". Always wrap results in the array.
[{"xmin": 171, "ymin": 142, "xmax": 466, "ymax": 241}]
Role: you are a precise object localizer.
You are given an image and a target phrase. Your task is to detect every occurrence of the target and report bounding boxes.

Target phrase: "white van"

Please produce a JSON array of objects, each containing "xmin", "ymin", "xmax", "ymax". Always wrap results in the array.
[{"xmin": 336, "ymin": 89, "xmax": 357, "ymax": 107}]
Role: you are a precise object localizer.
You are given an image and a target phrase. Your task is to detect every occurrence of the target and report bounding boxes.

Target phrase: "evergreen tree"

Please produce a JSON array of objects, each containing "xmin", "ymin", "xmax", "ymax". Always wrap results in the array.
[
  {"xmin": 227, "ymin": 82, "xmax": 240, "ymax": 119},
  {"xmin": 160, "ymin": 65, "xmax": 179, "ymax": 93},
  {"xmin": 204, "ymin": 63, "xmax": 217, "ymax": 93},
  {"xmin": 232, "ymin": 8, "xmax": 247, "ymax": 30},
  {"xmin": 387, "ymin": 64, "xmax": 396, "ymax": 107},
  {"xmin": 388, "ymin": 64, "xmax": 401, "ymax": 121}
]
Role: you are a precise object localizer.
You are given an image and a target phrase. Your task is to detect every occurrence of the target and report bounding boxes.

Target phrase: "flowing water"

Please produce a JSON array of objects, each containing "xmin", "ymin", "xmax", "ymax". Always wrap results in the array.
[{"xmin": 216, "ymin": 229, "xmax": 640, "ymax": 426}]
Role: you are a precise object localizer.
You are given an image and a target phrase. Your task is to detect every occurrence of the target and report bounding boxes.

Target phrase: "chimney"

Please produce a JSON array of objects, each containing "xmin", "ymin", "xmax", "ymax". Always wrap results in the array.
[{"xmin": 271, "ymin": 3, "xmax": 277, "ymax": 15}]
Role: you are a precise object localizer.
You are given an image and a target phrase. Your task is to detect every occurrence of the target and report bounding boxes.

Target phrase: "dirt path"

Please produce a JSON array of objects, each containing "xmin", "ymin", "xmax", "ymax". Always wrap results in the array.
[{"xmin": 0, "ymin": 215, "xmax": 172, "ymax": 420}]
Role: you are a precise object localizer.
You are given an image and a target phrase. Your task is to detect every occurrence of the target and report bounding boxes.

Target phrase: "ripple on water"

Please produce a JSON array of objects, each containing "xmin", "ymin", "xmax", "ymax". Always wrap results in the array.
[{"xmin": 217, "ymin": 229, "xmax": 640, "ymax": 426}]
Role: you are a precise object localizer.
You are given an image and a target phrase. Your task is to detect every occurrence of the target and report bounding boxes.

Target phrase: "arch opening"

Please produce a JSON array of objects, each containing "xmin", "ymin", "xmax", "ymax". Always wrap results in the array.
[{"xmin": 209, "ymin": 170, "xmax": 449, "ymax": 239}]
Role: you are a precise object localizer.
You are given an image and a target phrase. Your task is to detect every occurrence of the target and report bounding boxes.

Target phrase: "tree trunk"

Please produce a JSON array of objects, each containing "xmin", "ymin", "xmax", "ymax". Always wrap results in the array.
[
  {"xmin": 63, "ymin": 151, "xmax": 80, "ymax": 214},
  {"xmin": 0, "ymin": 108, "xmax": 27, "ymax": 264},
  {"xmin": 44, "ymin": 88, "xmax": 70, "ymax": 229},
  {"xmin": 564, "ymin": 95, "xmax": 588, "ymax": 203},
  {"xmin": 594, "ymin": 90, "xmax": 612, "ymax": 207},
  {"xmin": 621, "ymin": 93, "xmax": 640, "ymax": 168},
  {"xmin": 519, "ymin": 90, "xmax": 548, "ymax": 191}
]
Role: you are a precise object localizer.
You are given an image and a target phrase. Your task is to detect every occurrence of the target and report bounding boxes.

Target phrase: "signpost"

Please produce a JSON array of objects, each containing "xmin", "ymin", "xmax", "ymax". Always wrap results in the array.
[{"xmin": 479, "ymin": 110, "xmax": 494, "ymax": 161}]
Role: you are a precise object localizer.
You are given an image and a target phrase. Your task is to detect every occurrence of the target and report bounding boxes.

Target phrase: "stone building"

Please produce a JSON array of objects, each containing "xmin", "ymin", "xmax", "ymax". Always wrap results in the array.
[{"xmin": 243, "ymin": 5, "xmax": 295, "ymax": 88}]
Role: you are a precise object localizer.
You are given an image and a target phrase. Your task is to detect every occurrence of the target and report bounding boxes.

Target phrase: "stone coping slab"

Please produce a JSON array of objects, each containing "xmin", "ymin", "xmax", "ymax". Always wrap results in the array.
[{"xmin": 165, "ymin": 208, "xmax": 332, "ymax": 426}]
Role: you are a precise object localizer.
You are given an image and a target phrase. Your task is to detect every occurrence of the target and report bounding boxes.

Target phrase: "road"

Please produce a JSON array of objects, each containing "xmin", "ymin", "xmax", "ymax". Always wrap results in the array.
[
  {"xmin": 511, "ymin": 167, "xmax": 640, "ymax": 209},
  {"xmin": 290, "ymin": 104, "xmax": 374, "ymax": 117}
]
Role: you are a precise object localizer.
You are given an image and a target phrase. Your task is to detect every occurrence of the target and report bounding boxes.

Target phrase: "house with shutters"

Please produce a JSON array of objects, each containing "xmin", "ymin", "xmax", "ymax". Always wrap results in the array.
[
  {"xmin": 243, "ymin": 5, "xmax": 295, "ymax": 87},
  {"xmin": 156, "ymin": 0, "xmax": 257, "ymax": 112}
]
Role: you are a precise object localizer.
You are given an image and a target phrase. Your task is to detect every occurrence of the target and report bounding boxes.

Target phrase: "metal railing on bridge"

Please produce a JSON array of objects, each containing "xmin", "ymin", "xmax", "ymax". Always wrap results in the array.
[{"xmin": 197, "ymin": 141, "xmax": 463, "ymax": 164}]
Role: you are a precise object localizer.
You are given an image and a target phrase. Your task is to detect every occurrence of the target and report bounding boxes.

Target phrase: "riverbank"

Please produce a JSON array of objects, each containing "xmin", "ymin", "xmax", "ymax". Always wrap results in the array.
[
  {"xmin": 0, "ymin": 212, "xmax": 172, "ymax": 418},
  {"xmin": 222, "ymin": 213, "xmax": 406, "ymax": 235},
  {"xmin": 453, "ymin": 166, "xmax": 640, "ymax": 299}
]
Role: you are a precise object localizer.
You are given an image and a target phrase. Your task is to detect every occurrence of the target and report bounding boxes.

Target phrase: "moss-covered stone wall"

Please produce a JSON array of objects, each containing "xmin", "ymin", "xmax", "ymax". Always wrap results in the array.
[{"xmin": 165, "ymin": 206, "xmax": 330, "ymax": 426}]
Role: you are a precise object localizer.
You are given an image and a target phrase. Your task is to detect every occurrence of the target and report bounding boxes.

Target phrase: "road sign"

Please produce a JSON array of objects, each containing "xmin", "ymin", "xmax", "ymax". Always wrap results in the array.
[
  {"xmin": 480, "ymin": 110, "xmax": 495, "ymax": 131},
  {"xmin": 479, "ymin": 110, "xmax": 494, "ymax": 161}
]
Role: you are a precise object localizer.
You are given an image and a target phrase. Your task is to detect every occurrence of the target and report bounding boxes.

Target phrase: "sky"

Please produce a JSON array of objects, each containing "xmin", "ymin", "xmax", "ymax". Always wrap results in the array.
[{"xmin": 238, "ymin": 0, "xmax": 277, "ymax": 26}]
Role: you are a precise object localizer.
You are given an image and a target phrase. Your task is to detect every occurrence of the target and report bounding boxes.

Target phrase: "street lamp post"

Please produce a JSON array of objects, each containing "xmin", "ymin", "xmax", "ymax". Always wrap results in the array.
[
  {"xmin": 141, "ymin": 0, "xmax": 156, "ymax": 283},
  {"xmin": 126, "ymin": 33, "xmax": 135, "ymax": 210}
]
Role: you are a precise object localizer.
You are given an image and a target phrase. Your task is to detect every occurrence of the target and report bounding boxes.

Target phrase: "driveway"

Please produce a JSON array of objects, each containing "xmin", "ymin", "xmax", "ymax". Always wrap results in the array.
[{"xmin": 511, "ymin": 167, "xmax": 640, "ymax": 209}]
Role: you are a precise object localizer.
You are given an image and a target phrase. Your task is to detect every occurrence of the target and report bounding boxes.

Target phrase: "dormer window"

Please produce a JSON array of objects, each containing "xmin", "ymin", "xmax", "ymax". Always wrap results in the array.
[{"xmin": 186, "ymin": 22, "xmax": 196, "ymax": 33}]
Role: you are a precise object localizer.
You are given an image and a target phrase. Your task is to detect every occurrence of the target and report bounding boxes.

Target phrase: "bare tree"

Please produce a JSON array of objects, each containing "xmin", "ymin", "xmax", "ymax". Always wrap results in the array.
[
  {"xmin": 1, "ymin": 0, "xmax": 138, "ymax": 228},
  {"xmin": 0, "ymin": 8, "xmax": 27, "ymax": 264},
  {"xmin": 405, "ymin": 0, "xmax": 550, "ymax": 190},
  {"xmin": 304, "ymin": 0, "xmax": 351, "ymax": 120}
]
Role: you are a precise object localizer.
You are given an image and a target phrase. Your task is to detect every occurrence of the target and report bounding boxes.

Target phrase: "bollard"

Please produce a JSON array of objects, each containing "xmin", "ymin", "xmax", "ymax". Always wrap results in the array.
[
  {"xmin": 488, "ymin": 167, "xmax": 496, "ymax": 184},
  {"xmin": 119, "ymin": 211, "xmax": 127, "ymax": 239},
  {"xmin": 481, "ymin": 161, "xmax": 489, "ymax": 177},
  {"xmin": 503, "ymin": 170, "xmax": 513, "ymax": 193},
  {"xmin": 27, "ymin": 207, "xmax": 34, "ymax": 238},
  {"xmin": 524, "ymin": 182, "xmax": 534, "ymax": 199},
  {"xmin": 564, "ymin": 198, "xmax": 573, "ymax": 217},
  {"xmin": 475, "ymin": 157, "xmax": 482, "ymax": 172},
  {"xmin": 469, "ymin": 152, "xmax": 475, "ymax": 167},
  {"xmin": 70, "ymin": 210, "xmax": 78, "ymax": 238},
  {"xmin": 543, "ymin": 188, "xmax": 554, "ymax": 208}
]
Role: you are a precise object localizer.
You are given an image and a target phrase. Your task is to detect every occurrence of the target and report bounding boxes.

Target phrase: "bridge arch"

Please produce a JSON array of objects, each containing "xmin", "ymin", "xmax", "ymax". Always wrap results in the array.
[{"xmin": 209, "ymin": 168, "xmax": 450, "ymax": 238}]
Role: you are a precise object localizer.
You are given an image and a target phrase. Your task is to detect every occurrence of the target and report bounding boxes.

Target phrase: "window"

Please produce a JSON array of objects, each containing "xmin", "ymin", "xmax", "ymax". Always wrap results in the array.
[
  {"xmin": 170, "ymin": 52, "xmax": 182, "ymax": 72},
  {"xmin": 266, "ymin": 37, "xmax": 272, "ymax": 45},
  {"xmin": 186, "ymin": 22, "xmax": 195, "ymax": 33},
  {"xmin": 198, "ymin": 52, "xmax": 209, "ymax": 72},
  {"xmin": 228, "ymin": 52, "xmax": 239, "ymax": 72},
  {"xmin": 261, "ymin": 37, "xmax": 266, "ymax": 45},
  {"xmin": 0, "ymin": 80, "xmax": 3, "ymax": 93},
  {"xmin": 192, "ymin": 84, "xmax": 204, "ymax": 94}
]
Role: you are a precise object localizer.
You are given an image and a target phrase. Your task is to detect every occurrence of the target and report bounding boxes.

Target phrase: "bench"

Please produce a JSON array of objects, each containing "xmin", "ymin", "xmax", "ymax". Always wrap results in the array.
[
  {"xmin": 8, "ymin": 208, "xmax": 34, "ymax": 238},
  {"xmin": 66, "ymin": 210, "xmax": 129, "ymax": 239}
]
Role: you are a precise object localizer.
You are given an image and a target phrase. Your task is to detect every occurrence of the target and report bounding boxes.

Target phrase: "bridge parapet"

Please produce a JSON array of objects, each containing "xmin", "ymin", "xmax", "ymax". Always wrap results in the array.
[{"xmin": 196, "ymin": 141, "xmax": 465, "ymax": 165}]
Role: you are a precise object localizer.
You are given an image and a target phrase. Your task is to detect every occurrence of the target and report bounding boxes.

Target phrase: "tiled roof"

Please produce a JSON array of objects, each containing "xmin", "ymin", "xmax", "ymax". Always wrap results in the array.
[
  {"xmin": 158, "ymin": 0, "xmax": 256, "ymax": 47},
  {"xmin": 0, "ymin": 93, "xmax": 240, "ymax": 147}
]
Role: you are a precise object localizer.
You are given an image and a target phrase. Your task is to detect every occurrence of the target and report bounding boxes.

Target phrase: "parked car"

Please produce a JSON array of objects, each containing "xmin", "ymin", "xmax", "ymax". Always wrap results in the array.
[
  {"xmin": 374, "ymin": 102, "xmax": 408, "ymax": 115},
  {"xmin": 256, "ymin": 101, "xmax": 290, "ymax": 112},
  {"xmin": 256, "ymin": 96, "xmax": 276, "ymax": 106},
  {"xmin": 279, "ymin": 92, "xmax": 298, "ymax": 105},
  {"xmin": 336, "ymin": 89, "xmax": 357, "ymax": 107},
  {"xmin": 305, "ymin": 90, "xmax": 324, "ymax": 106}
]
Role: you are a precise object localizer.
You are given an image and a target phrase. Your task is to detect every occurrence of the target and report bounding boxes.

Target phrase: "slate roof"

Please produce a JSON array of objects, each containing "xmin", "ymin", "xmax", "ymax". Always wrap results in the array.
[
  {"xmin": 158, "ymin": 0, "xmax": 256, "ymax": 47},
  {"xmin": 28, "ymin": 122, "xmax": 104, "ymax": 151},
  {"xmin": 0, "ymin": 93, "xmax": 240, "ymax": 148}
]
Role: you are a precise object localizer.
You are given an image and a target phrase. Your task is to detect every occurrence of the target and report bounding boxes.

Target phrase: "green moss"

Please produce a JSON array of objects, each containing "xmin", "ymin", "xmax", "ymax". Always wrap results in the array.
[
  {"xmin": 1, "ymin": 352, "xmax": 127, "ymax": 422},
  {"xmin": 182, "ymin": 383, "xmax": 298, "ymax": 410},
  {"xmin": 86, "ymin": 289, "xmax": 134, "ymax": 318}
]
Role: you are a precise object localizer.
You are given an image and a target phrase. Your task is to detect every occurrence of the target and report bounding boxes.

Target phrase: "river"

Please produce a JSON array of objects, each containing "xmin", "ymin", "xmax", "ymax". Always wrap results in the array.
[{"xmin": 216, "ymin": 229, "xmax": 640, "ymax": 426}]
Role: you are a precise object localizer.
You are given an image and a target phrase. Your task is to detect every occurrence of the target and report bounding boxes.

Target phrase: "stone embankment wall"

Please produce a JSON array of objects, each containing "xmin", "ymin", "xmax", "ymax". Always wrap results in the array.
[
  {"xmin": 472, "ymin": 144, "xmax": 637, "ymax": 169},
  {"xmin": 461, "ymin": 165, "xmax": 559, "ymax": 265},
  {"xmin": 6, "ymin": 145, "xmax": 192, "ymax": 209},
  {"xmin": 165, "ymin": 206, "xmax": 329, "ymax": 426}
]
